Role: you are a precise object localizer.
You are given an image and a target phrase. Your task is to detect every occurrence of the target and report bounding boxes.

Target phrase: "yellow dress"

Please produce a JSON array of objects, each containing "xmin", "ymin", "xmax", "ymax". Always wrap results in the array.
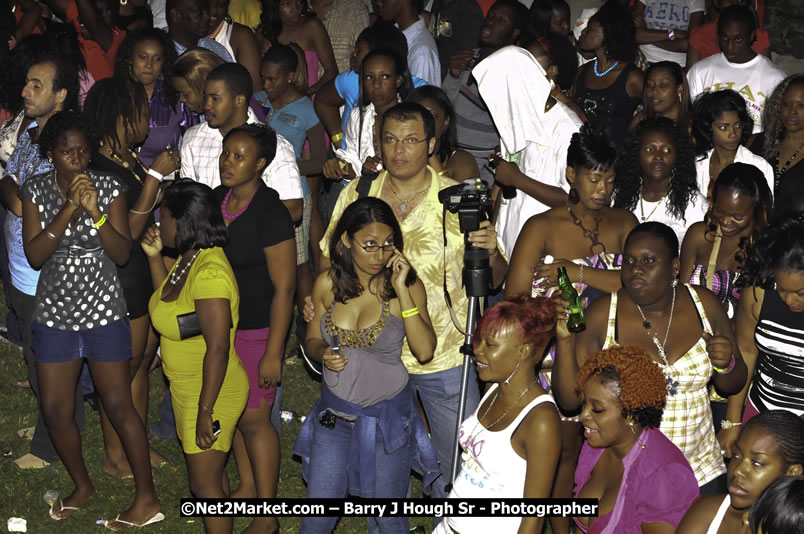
[{"xmin": 148, "ymin": 247, "xmax": 249, "ymax": 454}]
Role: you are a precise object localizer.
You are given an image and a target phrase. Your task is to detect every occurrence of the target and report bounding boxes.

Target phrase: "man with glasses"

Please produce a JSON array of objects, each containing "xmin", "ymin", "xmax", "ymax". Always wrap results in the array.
[{"xmin": 316, "ymin": 101, "xmax": 507, "ymax": 509}]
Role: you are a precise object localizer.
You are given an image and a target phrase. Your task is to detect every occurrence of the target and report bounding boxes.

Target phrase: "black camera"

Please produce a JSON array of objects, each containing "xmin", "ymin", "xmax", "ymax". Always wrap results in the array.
[
  {"xmin": 437, "ymin": 178, "xmax": 493, "ymax": 234},
  {"xmin": 438, "ymin": 179, "xmax": 493, "ymax": 297}
]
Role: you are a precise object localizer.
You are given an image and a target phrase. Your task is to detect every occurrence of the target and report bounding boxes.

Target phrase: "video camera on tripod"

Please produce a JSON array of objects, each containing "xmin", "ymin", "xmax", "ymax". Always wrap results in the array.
[{"xmin": 438, "ymin": 178, "xmax": 493, "ymax": 298}]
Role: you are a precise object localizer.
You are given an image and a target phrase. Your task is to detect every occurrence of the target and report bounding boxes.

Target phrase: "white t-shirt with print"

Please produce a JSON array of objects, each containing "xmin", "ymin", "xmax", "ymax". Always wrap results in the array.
[
  {"xmin": 687, "ymin": 53, "xmax": 787, "ymax": 134},
  {"xmin": 639, "ymin": 0, "xmax": 705, "ymax": 66}
]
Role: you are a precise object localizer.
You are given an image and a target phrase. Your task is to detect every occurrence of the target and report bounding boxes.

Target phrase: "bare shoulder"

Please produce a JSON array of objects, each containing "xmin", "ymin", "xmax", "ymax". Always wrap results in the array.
[
  {"xmin": 676, "ymin": 494, "xmax": 726, "ymax": 534},
  {"xmin": 313, "ymin": 270, "xmax": 334, "ymax": 302}
]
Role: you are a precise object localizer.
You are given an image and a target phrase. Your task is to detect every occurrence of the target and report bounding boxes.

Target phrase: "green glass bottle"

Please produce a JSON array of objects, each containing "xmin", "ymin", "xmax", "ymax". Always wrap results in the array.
[{"xmin": 557, "ymin": 266, "xmax": 586, "ymax": 333}]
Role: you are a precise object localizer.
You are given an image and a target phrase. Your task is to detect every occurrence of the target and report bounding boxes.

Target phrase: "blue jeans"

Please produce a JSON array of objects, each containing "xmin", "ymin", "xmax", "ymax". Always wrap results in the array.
[
  {"xmin": 408, "ymin": 364, "xmax": 481, "ymax": 499},
  {"xmin": 300, "ymin": 417, "xmax": 412, "ymax": 534}
]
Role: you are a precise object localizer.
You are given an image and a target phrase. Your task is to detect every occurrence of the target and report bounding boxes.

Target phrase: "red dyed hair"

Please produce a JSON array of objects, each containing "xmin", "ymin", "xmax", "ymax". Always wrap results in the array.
[{"xmin": 473, "ymin": 296, "xmax": 556, "ymax": 351}]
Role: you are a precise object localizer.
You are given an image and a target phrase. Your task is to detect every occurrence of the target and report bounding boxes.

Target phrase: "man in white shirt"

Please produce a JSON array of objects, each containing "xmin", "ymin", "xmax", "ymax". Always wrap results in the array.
[
  {"xmin": 687, "ymin": 5, "xmax": 786, "ymax": 134},
  {"xmin": 180, "ymin": 63, "xmax": 304, "ymax": 221},
  {"xmin": 375, "ymin": 0, "xmax": 441, "ymax": 86}
]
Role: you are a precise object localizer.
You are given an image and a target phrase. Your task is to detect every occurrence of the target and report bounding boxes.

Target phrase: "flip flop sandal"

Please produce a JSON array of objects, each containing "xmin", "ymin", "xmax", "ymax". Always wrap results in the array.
[
  {"xmin": 15, "ymin": 378, "xmax": 30, "ymax": 389},
  {"xmin": 103, "ymin": 512, "xmax": 165, "ymax": 530},
  {"xmin": 48, "ymin": 500, "xmax": 79, "ymax": 521}
]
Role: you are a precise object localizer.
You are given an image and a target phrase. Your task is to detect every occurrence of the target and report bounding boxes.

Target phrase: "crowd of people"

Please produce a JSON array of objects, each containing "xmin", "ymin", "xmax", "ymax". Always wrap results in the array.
[{"xmin": 1, "ymin": 0, "xmax": 804, "ymax": 533}]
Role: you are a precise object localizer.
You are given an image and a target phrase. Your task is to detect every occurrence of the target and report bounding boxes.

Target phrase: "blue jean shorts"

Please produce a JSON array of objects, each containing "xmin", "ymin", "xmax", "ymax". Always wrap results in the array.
[{"xmin": 32, "ymin": 318, "xmax": 133, "ymax": 363}]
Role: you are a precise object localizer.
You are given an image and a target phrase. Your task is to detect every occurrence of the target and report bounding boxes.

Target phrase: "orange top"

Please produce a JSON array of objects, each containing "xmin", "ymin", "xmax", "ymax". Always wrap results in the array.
[{"xmin": 66, "ymin": 0, "xmax": 126, "ymax": 81}]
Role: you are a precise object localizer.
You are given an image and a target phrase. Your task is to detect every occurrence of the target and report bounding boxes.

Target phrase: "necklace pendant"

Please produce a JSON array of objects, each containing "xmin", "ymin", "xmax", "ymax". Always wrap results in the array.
[
  {"xmin": 399, "ymin": 203, "xmax": 407, "ymax": 212},
  {"xmin": 641, "ymin": 216, "xmax": 647, "ymax": 222},
  {"xmin": 642, "ymin": 320, "xmax": 651, "ymax": 330}
]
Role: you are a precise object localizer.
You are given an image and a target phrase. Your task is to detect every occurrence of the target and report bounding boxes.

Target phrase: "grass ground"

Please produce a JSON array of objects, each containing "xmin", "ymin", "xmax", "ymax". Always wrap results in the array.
[{"xmin": 0, "ymin": 302, "xmax": 431, "ymax": 533}]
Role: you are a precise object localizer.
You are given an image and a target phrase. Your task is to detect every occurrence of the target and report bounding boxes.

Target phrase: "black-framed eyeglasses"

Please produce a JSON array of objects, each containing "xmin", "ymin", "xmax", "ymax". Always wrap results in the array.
[
  {"xmin": 381, "ymin": 135, "xmax": 429, "ymax": 147},
  {"xmin": 356, "ymin": 242, "xmax": 395, "ymax": 253}
]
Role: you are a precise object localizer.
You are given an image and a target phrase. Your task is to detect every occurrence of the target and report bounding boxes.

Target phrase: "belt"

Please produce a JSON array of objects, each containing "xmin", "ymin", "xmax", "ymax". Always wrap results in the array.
[{"xmin": 51, "ymin": 246, "xmax": 104, "ymax": 259}]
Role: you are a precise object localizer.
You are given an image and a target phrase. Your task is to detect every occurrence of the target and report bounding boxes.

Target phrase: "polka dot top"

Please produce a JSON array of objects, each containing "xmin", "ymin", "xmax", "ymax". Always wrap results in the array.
[{"xmin": 20, "ymin": 170, "xmax": 127, "ymax": 331}]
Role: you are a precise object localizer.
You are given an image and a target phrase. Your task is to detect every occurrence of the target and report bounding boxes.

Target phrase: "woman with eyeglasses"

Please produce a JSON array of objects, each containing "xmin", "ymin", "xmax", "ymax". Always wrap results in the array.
[{"xmin": 295, "ymin": 197, "xmax": 437, "ymax": 534}]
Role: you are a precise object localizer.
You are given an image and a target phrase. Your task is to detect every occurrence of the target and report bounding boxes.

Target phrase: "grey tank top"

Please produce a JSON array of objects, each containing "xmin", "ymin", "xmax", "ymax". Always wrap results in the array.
[{"xmin": 321, "ymin": 300, "xmax": 408, "ymax": 407}]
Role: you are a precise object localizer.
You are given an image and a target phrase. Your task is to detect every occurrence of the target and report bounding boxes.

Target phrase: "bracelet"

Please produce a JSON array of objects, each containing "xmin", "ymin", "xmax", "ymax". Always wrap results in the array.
[
  {"xmin": 720, "ymin": 419, "xmax": 741, "ymax": 430},
  {"xmin": 578, "ymin": 264, "xmax": 584, "ymax": 286},
  {"xmin": 713, "ymin": 356, "xmax": 736, "ymax": 374},
  {"xmin": 67, "ymin": 198, "xmax": 80, "ymax": 208},
  {"xmin": 46, "ymin": 230, "xmax": 58, "ymax": 240},
  {"xmin": 667, "ymin": 29, "xmax": 676, "ymax": 40},
  {"xmin": 146, "ymin": 168, "xmax": 164, "ymax": 182},
  {"xmin": 92, "ymin": 214, "xmax": 107, "ymax": 229},
  {"xmin": 198, "ymin": 402, "xmax": 214, "ymax": 414},
  {"xmin": 331, "ymin": 132, "xmax": 344, "ymax": 144},
  {"xmin": 401, "ymin": 307, "xmax": 420, "ymax": 318}
]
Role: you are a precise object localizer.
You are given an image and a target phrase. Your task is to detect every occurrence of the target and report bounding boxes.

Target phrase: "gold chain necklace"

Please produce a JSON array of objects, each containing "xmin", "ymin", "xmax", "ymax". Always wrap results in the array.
[
  {"xmin": 389, "ymin": 185, "xmax": 428, "ymax": 212},
  {"xmin": 478, "ymin": 379, "xmax": 540, "ymax": 430},
  {"xmin": 101, "ymin": 142, "xmax": 145, "ymax": 183},
  {"xmin": 639, "ymin": 190, "xmax": 666, "ymax": 222}
]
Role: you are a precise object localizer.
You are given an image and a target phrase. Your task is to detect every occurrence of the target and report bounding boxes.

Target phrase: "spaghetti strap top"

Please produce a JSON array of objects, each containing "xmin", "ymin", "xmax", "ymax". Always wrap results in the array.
[
  {"xmin": 690, "ymin": 227, "xmax": 742, "ymax": 319},
  {"xmin": 602, "ymin": 284, "xmax": 726, "ymax": 486},
  {"xmin": 705, "ymin": 495, "xmax": 731, "ymax": 534},
  {"xmin": 295, "ymin": 24, "xmax": 320, "ymax": 86}
]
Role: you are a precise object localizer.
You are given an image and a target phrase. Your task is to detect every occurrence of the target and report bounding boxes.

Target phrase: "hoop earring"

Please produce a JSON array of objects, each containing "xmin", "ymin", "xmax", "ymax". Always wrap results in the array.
[
  {"xmin": 504, "ymin": 360, "xmax": 521, "ymax": 386},
  {"xmin": 568, "ymin": 187, "xmax": 580, "ymax": 204},
  {"xmin": 120, "ymin": 0, "xmax": 127, "ymax": 5}
]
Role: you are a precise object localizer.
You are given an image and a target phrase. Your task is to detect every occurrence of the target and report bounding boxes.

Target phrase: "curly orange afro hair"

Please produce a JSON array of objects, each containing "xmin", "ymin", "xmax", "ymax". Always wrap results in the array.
[{"xmin": 576, "ymin": 346, "xmax": 667, "ymax": 428}]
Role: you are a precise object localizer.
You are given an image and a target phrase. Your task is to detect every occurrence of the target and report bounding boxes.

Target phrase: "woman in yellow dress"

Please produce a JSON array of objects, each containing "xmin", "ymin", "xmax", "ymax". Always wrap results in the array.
[{"xmin": 142, "ymin": 181, "xmax": 248, "ymax": 534}]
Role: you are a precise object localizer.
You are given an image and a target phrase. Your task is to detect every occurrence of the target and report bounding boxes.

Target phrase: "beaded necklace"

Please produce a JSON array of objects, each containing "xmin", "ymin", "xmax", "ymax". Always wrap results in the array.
[
  {"xmin": 220, "ymin": 188, "xmax": 256, "ymax": 221},
  {"xmin": 593, "ymin": 58, "xmax": 620, "ymax": 77},
  {"xmin": 169, "ymin": 249, "xmax": 201, "ymax": 285}
]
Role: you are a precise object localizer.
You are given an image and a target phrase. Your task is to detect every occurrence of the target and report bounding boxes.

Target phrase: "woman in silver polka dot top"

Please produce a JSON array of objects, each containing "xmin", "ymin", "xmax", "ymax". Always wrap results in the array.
[{"xmin": 19, "ymin": 111, "xmax": 161, "ymax": 527}]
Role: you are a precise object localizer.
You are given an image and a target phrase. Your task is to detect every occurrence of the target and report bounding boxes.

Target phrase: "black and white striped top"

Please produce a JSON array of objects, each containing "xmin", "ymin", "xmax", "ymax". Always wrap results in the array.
[{"xmin": 750, "ymin": 288, "xmax": 804, "ymax": 416}]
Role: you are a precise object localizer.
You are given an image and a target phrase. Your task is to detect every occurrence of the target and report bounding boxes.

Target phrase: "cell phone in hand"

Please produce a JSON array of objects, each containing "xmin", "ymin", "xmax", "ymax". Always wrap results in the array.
[
  {"xmin": 331, "ymin": 334, "xmax": 341, "ymax": 358},
  {"xmin": 212, "ymin": 420, "xmax": 221, "ymax": 436}
]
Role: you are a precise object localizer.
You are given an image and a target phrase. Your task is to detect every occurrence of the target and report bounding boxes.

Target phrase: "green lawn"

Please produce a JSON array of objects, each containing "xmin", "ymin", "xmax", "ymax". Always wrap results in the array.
[{"xmin": 0, "ymin": 315, "xmax": 431, "ymax": 533}]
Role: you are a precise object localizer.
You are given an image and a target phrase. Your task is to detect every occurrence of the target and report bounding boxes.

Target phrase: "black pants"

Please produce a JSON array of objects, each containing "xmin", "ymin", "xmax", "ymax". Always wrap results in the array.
[{"xmin": 10, "ymin": 284, "xmax": 84, "ymax": 462}]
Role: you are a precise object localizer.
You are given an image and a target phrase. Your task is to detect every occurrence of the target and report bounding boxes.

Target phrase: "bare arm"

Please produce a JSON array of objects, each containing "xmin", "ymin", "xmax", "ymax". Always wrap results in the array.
[
  {"xmin": 395, "ymin": 277, "xmax": 435, "ymax": 363},
  {"xmin": 305, "ymin": 271, "xmax": 333, "ymax": 361},
  {"xmin": 231, "ymin": 23, "xmax": 263, "ymax": 93},
  {"xmin": 700, "ymin": 288, "xmax": 747, "ymax": 395},
  {"xmin": 517, "ymin": 406, "xmax": 562, "ymax": 534},
  {"xmin": 21, "ymin": 196, "xmax": 79, "ymax": 269},
  {"xmin": 493, "ymin": 158, "xmax": 568, "ymax": 208},
  {"xmin": 505, "ymin": 215, "xmax": 546, "ymax": 298},
  {"xmin": 553, "ymin": 295, "xmax": 608, "ymax": 411},
  {"xmin": 88, "ymin": 191, "xmax": 132, "ymax": 266},
  {"xmin": 14, "ymin": 0, "xmax": 43, "ymax": 43},
  {"xmin": 141, "ymin": 224, "xmax": 168, "ymax": 290},
  {"xmin": 258, "ymin": 238, "xmax": 296, "ymax": 388},
  {"xmin": 281, "ymin": 198, "xmax": 303, "ymax": 223},
  {"xmin": 719, "ymin": 287, "xmax": 762, "ymax": 456},
  {"xmin": 307, "ymin": 18, "xmax": 338, "ymax": 95},
  {"xmin": 195, "ymin": 297, "xmax": 233, "ymax": 450},
  {"xmin": 313, "ymin": 78, "xmax": 346, "ymax": 140},
  {"xmin": 76, "ymin": 0, "xmax": 114, "ymax": 50},
  {"xmin": 297, "ymin": 122, "xmax": 326, "ymax": 177}
]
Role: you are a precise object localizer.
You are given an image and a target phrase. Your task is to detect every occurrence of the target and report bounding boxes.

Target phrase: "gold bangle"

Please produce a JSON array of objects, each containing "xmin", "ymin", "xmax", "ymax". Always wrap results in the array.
[
  {"xmin": 331, "ymin": 132, "xmax": 344, "ymax": 144},
  {"xmin": 46, "ymin": 230, "xmax": 58, "ymax": 240},
  {"xmin": 92, "ymin": 214, "xmax": 107, "ymax": 229},
  {"xmin": 401, "ymin": 307, "xmax": 419, "ymax": 318}
]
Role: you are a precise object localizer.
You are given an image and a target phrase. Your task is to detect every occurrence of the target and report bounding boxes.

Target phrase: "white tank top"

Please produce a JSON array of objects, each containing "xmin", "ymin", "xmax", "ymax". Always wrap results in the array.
[
  {"xmin": 446, "ymin": 385, "xmax": 556, "ymax": 533},
  {"xmin": 210, "ymin": 20, "xmax": 236, "ymax": 62},
  {"xmin": 706, "ymin": 495, "xmax": 731, "ymax": 534}
]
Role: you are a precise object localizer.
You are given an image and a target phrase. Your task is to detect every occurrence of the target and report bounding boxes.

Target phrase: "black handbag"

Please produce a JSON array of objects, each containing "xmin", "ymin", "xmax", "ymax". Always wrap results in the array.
[{"xmin": 176, "ymin": 312, "xmax": 233, "ymax": 340}]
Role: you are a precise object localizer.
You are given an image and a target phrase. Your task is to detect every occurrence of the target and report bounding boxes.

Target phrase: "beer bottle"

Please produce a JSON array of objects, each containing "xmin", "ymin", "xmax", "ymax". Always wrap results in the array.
[{"xmin": 557, "ymin": 266, "xmax": 586, "ymax": 332}]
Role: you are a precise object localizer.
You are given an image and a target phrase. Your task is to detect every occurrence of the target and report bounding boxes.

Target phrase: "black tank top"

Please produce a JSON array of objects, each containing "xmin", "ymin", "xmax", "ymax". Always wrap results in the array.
[{"xmin": 573, "ymin": 62, "xmax": 641, "ymax": 151}]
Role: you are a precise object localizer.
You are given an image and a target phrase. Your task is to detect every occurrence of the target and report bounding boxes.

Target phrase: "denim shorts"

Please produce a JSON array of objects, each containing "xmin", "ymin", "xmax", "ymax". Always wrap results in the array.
[{"xmin": 32, "ymin": 318, "xmax": 133, "ymax": 363}]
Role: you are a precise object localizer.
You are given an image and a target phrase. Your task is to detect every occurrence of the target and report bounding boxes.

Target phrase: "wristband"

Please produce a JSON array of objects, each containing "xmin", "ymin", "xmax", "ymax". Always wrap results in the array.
[
  {"xmin": 401, "ymin": 307, "xmax": 420, "ymax": 318},
  {"xmin": 720, "ymin": 419, "xmax": 741, "ymax": 430},
  {"xmin": 667, "ymin": 29, "xmax": 675, "ymax": 40},
  {"xmin": 92, "ymin": 214, "xmax": 107, "ymax": 229},
  {"xmin": 713, "ymin": 356, "xmax": 735, "ymax": 374},
  {"xmin": 147, "ymin": 168, "xmax": 164, "ymax": 182},
  {"xmin": 198, "ymin": 402, "xmax": 214, "ymax": 414},
  {"xmin": 331, "ymin": 132, "xmax": 344, "ymax": 144}
]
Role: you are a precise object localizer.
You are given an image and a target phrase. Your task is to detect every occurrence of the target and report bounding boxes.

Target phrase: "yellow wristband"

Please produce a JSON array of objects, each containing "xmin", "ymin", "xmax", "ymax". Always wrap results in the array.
[
  {"xmin": 401, "ymin": 307, "xmax": 419, "ymax": 318},
  {"xmin": 331, "ymin": 132, "xmax": 344, "ymax": 144},
  {"xmin": 92, "ymin": 214, "xmax": 107, "ymax": 229}
]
